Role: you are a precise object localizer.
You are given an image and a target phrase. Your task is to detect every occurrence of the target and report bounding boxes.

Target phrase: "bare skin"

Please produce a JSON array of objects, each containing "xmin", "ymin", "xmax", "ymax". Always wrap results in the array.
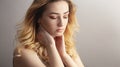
[
  {"xmin": 13, "ymin": 27, "xmax": 84, "ymax": 67},
  {"xmin": 13, "ymin": 1, "xmax": 84, "ymax": 67}
]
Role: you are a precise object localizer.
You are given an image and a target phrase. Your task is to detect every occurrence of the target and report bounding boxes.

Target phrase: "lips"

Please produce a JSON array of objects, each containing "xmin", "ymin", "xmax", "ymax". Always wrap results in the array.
[{"xmin": 56, "ymin": 29, "xmax": 64, "ymax": 32}]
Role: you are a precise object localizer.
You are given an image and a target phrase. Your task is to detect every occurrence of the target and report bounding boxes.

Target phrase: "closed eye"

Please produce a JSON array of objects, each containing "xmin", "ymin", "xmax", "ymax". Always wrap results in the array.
[
  {"xmin": 49, "ymin": 16, "xmax": 57, "ymax": 19},
  {"xmin": 63, "ymin": 15, "xmax": 68, "ymax": 19}
]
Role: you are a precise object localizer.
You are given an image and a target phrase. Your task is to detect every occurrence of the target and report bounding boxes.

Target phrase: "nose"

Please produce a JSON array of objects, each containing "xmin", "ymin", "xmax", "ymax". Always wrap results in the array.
[{"xmin": 57, "ymin": 17, "xmax": 64, "ymax": 27}]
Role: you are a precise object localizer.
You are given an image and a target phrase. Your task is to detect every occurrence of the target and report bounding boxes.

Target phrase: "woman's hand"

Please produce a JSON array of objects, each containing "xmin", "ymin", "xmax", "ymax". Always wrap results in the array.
[
  {"xmin": 37, "ymin": 26, "xmax": 64, "ymax": 67},
  {"xmin": 55, "ymin": 35, "xmax": 66, "ymax": 56},
  {"xmin": 55, "ymin": 35, "xmax": 83, "ymax": 67},
  {"xmin": 37, "ymin": 26, "xmax": 55, "ymax": 47}
]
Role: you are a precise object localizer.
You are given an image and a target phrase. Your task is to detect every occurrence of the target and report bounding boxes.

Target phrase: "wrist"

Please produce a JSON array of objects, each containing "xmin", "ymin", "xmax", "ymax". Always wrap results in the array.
[
  {"xmin": 46, "ymin": 43, "xmax": 56, "ymax": 49},
  {"xmin": 60, "ymin": 52, "xmax": 68, "ymax": 58}
]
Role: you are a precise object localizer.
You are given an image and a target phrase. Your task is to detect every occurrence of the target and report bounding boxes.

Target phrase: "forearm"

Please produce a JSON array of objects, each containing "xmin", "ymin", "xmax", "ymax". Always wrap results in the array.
[
  {"xmin": 46, "ymin": 44, "xmax": 64, "ymax": 67},
  {"xmin": 61, "ymin": 53, "xmax": 77, "ymax": 67}
]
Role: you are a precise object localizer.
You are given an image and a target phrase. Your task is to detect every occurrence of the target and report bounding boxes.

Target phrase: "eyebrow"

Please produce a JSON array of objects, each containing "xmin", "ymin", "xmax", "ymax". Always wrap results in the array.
[{"xmin": 49, "ymin": 11, "xmax": 69, "ymax": 15}]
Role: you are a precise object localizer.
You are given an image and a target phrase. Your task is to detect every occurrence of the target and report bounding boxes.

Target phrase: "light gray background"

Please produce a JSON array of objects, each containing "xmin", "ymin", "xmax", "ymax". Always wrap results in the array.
[{"xmin": 0, "ymin": 0, "xmax": 120, "ymax": 67}]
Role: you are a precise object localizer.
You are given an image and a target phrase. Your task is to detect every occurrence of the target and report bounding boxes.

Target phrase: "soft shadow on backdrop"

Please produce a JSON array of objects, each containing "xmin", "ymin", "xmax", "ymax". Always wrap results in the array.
[{"xmin": 0, "ymin": 0, "xmax": 120, "ymax": 67}]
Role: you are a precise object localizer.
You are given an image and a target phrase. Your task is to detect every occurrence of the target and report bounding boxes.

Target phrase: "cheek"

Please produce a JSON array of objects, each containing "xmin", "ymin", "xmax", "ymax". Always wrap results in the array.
[
  {"xmin": 41, "ymin": 19, "xmax": 56, "ymax": 32},
  {"xmin": 64, "ymin": 20, "xmax": 68, "ymax": 27}
]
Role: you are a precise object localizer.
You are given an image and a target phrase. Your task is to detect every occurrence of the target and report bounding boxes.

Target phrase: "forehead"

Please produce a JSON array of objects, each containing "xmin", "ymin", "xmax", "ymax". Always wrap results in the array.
[{"xmin": 44, "ymin": 1, "xmax": 69, "ymax": 14}]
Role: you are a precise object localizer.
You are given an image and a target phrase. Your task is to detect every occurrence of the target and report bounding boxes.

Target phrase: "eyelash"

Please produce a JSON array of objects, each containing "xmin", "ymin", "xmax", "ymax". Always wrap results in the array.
[
  {"xmin": 49, "ymin": 15, "xmax": 68, "ymax": 19},
  {"xmin": 63, "ymin": 16, "xmax": 68, "ymax": 19},
  {"xmin": 49, "ymin": 16, "xmax": 57, "ymax": 19}
]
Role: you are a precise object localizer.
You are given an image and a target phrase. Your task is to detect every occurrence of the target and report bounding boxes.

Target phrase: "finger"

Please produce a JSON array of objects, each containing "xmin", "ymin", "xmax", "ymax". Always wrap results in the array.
[{"xmin": 55, "ymin": 35, "xmax": 64, "ymax": 43}]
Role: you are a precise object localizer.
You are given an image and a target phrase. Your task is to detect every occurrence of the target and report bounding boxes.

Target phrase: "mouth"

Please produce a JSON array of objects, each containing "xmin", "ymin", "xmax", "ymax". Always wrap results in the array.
[{"xmin": 56, "ymin": 29, "xmax": 64, "ymax": 32}]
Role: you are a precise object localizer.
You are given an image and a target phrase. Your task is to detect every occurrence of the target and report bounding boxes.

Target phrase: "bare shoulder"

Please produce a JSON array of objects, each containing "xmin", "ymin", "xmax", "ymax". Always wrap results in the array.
[
  {"xmin": 13, "ymin": 47, "xmax": 46, "ymax": 67},
  {"xmin": 13, "ymin": 47, "xmax": 37, "ymax": 58}
]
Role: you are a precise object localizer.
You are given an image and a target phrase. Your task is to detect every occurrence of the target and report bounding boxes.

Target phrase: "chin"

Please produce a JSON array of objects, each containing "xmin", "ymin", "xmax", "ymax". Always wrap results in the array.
[{"xmin": 54, "ymin": 33, "xmax": 63, "ymax": 37}]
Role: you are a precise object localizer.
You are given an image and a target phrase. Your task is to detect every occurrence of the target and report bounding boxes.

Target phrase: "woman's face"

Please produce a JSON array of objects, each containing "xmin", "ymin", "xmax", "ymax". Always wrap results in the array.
[{"xmin": 39, "ymin": 1, "xmax": 69, "ymax": 37}]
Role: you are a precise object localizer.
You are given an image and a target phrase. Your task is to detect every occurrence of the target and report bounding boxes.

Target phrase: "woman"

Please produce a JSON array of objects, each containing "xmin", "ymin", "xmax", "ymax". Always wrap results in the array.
[{"xmin": 13, "ymin": 0, "xmax": 84, "ymax": 67}]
